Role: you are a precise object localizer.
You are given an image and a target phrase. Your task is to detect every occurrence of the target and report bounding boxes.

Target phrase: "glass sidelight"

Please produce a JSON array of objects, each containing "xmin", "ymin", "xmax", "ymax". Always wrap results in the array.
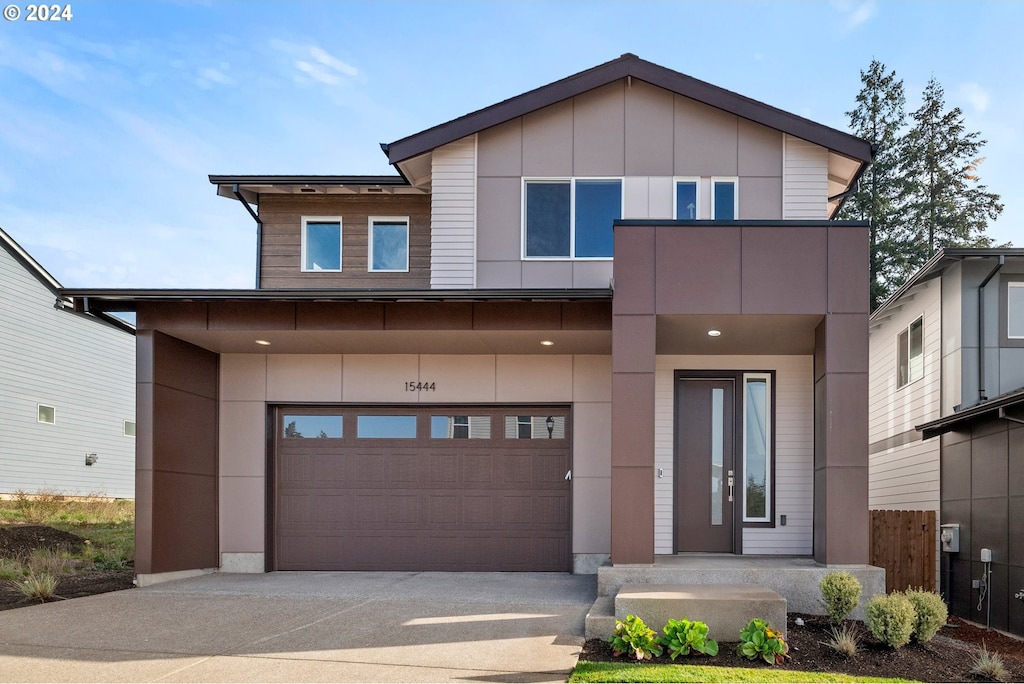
[{"xmin": 710, "ymin": 388, "xmax": 724, "ymax": 525}]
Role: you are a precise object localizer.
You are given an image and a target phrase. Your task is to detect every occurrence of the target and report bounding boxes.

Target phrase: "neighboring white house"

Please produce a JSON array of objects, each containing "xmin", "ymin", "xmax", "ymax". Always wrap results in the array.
[
  {"xmin": 0, "ymin": 226, "xmax": 136, "ymax": 499},
  {"xmin": 868, "ymin": 247, "xmax": 1024, "ymax": 637}
]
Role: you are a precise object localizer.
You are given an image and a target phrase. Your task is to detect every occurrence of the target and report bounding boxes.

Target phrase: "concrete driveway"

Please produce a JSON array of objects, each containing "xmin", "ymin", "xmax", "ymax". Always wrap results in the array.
[{"xmin": 0, "ymin": 572, "xmax": 596, "ymax": 683}]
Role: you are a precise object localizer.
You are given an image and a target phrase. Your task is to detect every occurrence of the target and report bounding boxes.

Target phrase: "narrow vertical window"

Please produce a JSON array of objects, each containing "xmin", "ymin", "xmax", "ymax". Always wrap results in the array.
[
  {"xmin": 712, "ymin": 178, "xmax": 737, "ymax": 220},
  {"xmin": 301, "ymin": 217, "xmax": 343, "ymax": 271},
  {"xmin": 897, "ymin": 316, "xmax": 924, "ymax": 388},
  {"xmin": 743, "ymin": 375, "xmax": 770, "ymax": 522},
  {"xmin": 368, "ymin": 217, "xmax": 409, "ymax": 272},
  {"xmin": 710, "ymin": 388, "xmax": 724, "ymax": 526},
  {"xmin": 675, "ymin": 180, "xmax": 699, "ymax": 220},
  {"xmin": 1007, "ymin": 282, "xmax": 1024, "ymax": 339}
]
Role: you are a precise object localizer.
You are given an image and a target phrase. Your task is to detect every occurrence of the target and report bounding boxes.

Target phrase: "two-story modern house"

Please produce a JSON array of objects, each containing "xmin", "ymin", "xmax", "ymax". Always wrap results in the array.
[
  {"xmin": 869, "ymin": 248, "xmax": 1024, "ymax": 637},
  {"xmin": 64, "ymin": 55, "xmax": 881, "ymax": 606},
  {"xmin": 1, "ymin": 226, "xmax": 136, "ymax": 499}
]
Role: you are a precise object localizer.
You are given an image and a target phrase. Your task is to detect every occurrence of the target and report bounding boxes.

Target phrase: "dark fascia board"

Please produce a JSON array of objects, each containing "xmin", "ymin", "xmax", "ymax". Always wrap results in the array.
[
  {"xmin": 208, "ymin": 175, "xmax": 410, "ymax": 186},
  {"xmin": 870, "ymin": 248, "xmax": 1024, "ymax": 320},
  {"xmin": 63, "ymin": 288, "xmax": 614, "ymax": 313},
  {"xmin": 0, "ymin": 225, "xmax": 62, "ymax": 295},
  {"xmin": 917, "ymin": 386, "xmax": 1024, "ymax": 439},
  {"xmin": 614, "ymin": 219, "xmax": 870, "ymax": 228},
  {"xmin": 386, "ymin": 53, "xmax": 873, "ymax": 165}
]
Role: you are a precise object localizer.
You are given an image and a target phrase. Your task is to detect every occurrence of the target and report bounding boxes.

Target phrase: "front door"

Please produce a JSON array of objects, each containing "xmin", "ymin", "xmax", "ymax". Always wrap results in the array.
[{"xmin": 675, "ymin": 377, "xmax": 736, "ymax": 553}]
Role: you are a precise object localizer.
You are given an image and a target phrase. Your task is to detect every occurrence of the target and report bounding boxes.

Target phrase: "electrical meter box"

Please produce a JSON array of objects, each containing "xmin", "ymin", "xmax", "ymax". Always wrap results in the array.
[{"xmin": 940, "ymin": 523, "xmax": 960, "ymax": 553}]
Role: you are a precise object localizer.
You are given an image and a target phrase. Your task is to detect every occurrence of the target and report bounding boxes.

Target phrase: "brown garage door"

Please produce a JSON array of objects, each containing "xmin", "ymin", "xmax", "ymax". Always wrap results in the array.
[{"xmin": 272, "ymin": 405, "xmax": 571, "ymax": 571}]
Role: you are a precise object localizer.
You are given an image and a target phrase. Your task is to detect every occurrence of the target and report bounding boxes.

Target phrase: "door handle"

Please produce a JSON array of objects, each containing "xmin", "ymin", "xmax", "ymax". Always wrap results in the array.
[{"xmin": 727, "ymin": 470, "xmax": 734, "ymax": 502}]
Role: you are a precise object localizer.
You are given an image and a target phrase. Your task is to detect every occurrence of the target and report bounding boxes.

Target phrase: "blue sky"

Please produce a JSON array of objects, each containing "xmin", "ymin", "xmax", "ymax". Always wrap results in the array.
[{"xmin": 1, "ymin": 1, "xmax": 1021, "ymax": 289}]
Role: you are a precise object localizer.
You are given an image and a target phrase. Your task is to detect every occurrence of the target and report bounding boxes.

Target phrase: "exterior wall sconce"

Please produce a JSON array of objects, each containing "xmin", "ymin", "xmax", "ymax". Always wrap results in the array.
[
  {"xmin": 546, "ymin": 416, "xmax": 554, "ymax": 438},
  {"xmin": 85, "ymin": 453, "xmax": 98, "ymax": 466}
]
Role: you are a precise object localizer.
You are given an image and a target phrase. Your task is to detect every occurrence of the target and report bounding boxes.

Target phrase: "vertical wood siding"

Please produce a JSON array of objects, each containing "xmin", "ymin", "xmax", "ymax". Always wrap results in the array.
[
  {"xmin": 868, "ymin": 279, "xmax": 942, "ymax": 513},
  {"xmin": 782, "ymin": 135, "xmax": 828, "ymax": 219},
  {"xmin": 430, "ymin": 137, "xmax": 477, "ymax": 288},
  {"xmin": 654, "ymin": 355, "xmax": 813, "ymax": 555},
  {"xmin": 0, "ymin": 248, "xmax": 135, "ymax": 498}
]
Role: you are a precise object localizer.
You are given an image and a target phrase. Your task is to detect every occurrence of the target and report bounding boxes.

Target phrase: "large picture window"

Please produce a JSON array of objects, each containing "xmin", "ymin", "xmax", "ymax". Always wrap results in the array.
[
  {"xmin": 523, "ymin": 178, "xmax": 621, "ymax": 259},
  {"xmin": 368, "ymin": 217, "xmax": 409, "ymax": 272},
  {"xmin": 897, "ymin": 316, "xmax": 924, "ymax": 388},
  {"xmin": 301, "ymin": 217, "xmax": 343, "ymax": 272},
  {"xmin": 743, "ymin": 374, "xmax": 771, "ymax": 522}
]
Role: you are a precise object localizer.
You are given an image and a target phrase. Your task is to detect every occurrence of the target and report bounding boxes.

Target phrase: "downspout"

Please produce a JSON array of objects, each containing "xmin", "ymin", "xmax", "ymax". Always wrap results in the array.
[
  {"xmin": 232, "ymin": 184, "xmax": 263, "ymax": 289},
  {"xmin": 977, "ymin": 255, "xmax": 1004, "ymax": 402}
]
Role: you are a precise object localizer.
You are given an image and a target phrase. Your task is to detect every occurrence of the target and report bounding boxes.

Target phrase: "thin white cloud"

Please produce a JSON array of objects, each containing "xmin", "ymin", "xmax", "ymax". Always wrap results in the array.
[
  {"xmin": 270, "ymin": 38, "xmax": 359, "ymax": 86},
  {"xmin": 831, "ymin": 0, "xmax": 877, "ymax": 31},
  {"xmin": 196, "ymin": 63, "xmax": 234, "ymax": 89},
  {"xmin": 957, "ymin": 82, "xmax": 991, "ymax": 114}
]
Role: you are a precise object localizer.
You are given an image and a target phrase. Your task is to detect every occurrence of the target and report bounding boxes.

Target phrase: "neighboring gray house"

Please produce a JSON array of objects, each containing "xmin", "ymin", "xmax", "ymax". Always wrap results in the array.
[
  {"xmin": 0, "ymin": 226, "xmax": 136, "ymax": 499},
  {"xmin": 868, "ymin": 248, "xmax": 1024, "ymax": 637}
]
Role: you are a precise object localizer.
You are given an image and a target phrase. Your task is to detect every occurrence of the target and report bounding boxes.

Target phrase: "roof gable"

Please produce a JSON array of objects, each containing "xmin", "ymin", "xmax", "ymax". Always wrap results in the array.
[
  {"xmin": 385, "ymin": 53, "xmax": 873, "ymax": 166},
  {"xmin": 0, "ymin": 225, "xmax": 62, "ymax": 295}
]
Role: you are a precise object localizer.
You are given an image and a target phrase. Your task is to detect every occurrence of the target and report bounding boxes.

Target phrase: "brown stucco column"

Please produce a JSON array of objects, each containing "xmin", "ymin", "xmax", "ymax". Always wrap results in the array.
[
  {"xmin": 611, "ymin": 226, "xmax": 656, "ymax": 564},
  {"xmin": 135, "ymin": 326, "xmax": 220, "ymax": 574},
  {"xmin": 813, "ymin": 225, "xmax": 870, "ymax": 564}
]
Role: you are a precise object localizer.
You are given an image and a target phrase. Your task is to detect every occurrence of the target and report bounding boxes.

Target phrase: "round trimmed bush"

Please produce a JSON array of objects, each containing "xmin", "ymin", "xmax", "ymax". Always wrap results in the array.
[
  {"xmin": 866, "ymin": 592, "xmax": 916, "ymax": 649},
  {"xmin": 820, "ymin": 571, "xmax": 862, "ymax": 623},
  {"xmin": 904, "ymin": 589, "xmax": 948, "ymax": 642}
]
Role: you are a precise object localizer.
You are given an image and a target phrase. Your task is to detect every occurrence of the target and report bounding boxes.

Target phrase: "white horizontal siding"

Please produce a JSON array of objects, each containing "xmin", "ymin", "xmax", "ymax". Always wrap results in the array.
[
  {"xmin": 0, "ymin": 247, "xmax": 135, "ymax": 498},
  {"xmin": 654, "ymin": 355, "xmax": 814, "ymax": 556},
  {"xmin": 783, "ymin": 135, "xmax": 828, "ymax": 219},
  {"xmin": 430, "ymin": 137, "xmax": 477, "ymax": 288}
]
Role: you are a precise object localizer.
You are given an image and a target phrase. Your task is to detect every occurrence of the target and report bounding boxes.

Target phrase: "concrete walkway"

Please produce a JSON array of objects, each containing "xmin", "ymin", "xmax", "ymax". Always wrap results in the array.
[{"xmin": 0, "ymin": 572, "xmax": 596, "ymax": 682}]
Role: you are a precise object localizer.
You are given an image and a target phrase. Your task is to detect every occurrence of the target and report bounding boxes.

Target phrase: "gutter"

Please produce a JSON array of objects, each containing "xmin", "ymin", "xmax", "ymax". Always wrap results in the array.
[
  {"xmin": 977, "ymin": 255, "xmax": 1005, "ymax": 402},
  {"xmin": 231, "ymin": 184, "xmax": 263, "ymax": 289}
]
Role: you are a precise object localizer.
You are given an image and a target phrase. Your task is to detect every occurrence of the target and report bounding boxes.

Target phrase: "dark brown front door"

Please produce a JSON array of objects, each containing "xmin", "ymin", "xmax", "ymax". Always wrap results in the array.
[
  {"xmin": 675, "ymin": 378, "xmax": 735, "ymax": 553},
  {"xmin": 272, "ymin": 405, "xmax": 571, "ymax": 572}
]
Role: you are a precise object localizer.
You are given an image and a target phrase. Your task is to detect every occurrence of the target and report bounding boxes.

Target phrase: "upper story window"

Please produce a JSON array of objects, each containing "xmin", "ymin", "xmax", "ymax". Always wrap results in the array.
[
  {"xmin": 368, "ymin": 217, "xmax": 409, "ymax": 272},
  {"xmin": 674, "ymin": 179, "xmax": 699, "ymax": 219},
  {"xmin": 523, "ymin": 178, "xmax": 622, "ymax": 259},
  {"xmin": 301, "ymin": 217, "xmax": 343, "ymax": 272},
  {"xmin": 1007, "ymin": 282, "xmax": 1024, "ymax": 339},
  {"xmin": 897, "ymin": 316, "xmax": 924, "ymax": 388},
  {"xmin": 712, "ymin": 178, "xmax": 738, "ymax": 220}
]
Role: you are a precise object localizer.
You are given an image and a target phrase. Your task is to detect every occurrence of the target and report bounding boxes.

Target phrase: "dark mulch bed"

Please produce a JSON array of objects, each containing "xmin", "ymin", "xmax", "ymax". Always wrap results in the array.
[
  {"xmin": 581, "ymin": 613, "xmax": 1024, "ymax": 682},
  {"xmin": 0, "ymin": 524, "xmax": 135, "ymax": 612}
]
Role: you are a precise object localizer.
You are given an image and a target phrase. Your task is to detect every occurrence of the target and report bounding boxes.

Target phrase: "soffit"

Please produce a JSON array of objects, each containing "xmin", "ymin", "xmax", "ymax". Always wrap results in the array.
[{"xmin": 656, "ymin": 314, "xmax": 823, "ymax": 355}]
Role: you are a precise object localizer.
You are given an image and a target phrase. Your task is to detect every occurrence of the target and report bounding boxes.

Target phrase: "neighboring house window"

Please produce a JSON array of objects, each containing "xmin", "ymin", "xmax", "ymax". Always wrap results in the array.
[
  {"xmin": 1008, "ymin": 282, "xmax": 1024, "ymax": 339},
  {"xmin": 743, "ymin": 374, "xmax": 771, "ymax": 523},
  {"xmin": 123, "ymin": 421, "xmax": 136, "ymax": 437},
  {"xmin": 37, "ymin": 404, "xmax": 55, "ymax": 424},
  {"xmin": 368, "ymin": 217, "xmax": 410, "ymax": 272},
  {"xmin": 301, "ymin": 217, "xmax": 343, "ymax": 271},
  {"xmin": 523, "ymin": 178, "xmax": 622, "ymax": 259},
  {"xmin": 897, "ymin": 316, "xmax": 924, "ymax": 388},
  {"xmin": 674, "ymin": 178, "xmax": 699, "ymax": 220},
  {"xmin": 712, "ymin": 178, "xmax": 738, "ymax": 220}
]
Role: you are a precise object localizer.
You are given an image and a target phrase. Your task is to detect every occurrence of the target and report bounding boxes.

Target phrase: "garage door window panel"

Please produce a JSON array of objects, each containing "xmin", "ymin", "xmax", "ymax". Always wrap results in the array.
[
  {"xmin": 505, "ymin": 415, "xmax": 566, "ymax": 439},
  {"xmin": 283, "ymin": 415, "xmax": 343, "ymax": 439},
  {"xmin": 431, "ymin": 415, "xmax": 492, "ymax": 439},
  {"xmin": 357, "ymin": 415, "xmax": 417, "ymax": 438}
]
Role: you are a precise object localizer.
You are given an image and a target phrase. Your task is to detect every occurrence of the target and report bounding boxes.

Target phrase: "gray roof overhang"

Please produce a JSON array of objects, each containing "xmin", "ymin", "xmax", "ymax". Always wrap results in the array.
[{"xmin": 917, "ymin": 387, "xmax": 1024, "ymax": 440}]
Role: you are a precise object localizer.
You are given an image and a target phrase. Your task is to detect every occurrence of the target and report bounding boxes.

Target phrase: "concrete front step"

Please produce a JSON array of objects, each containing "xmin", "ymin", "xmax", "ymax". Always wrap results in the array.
[{"xmin": 585, "ymin": 583, "xmax": 787, "ymax": 641}]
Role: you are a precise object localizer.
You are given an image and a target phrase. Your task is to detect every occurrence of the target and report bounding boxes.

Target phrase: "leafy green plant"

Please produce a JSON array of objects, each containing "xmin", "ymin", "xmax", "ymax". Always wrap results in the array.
[
  {"xmin": 737, "ymin": 618, "xmax": 790, "ymax": 665},
  {"xmin": 865, "ymin": 593, "xmax": 916, "ymax": 649},
  {"xmin": 609, "ymin": 614, "xmax": 663, "ymax": 661},
  {"xmin": 10, "ymin": 573, "xmax": 59, "ymax": 602},
  {"xmin": 970, "ymin": 642, "xmax": 1010, "ymax": 682},
  {"xmin": 902, "ymin": 589, "xmax": 947, "ymax": 643},
  {"xmin": 820, "ymin": 571, "xmax": 862, "ymax": 624},
  {"xmin": 659, "ymin": 618, "xmax": 719, "ymax": 659},
  {"xmin": 821, "ymin": 622, "xmax": 861, "ymax": 657}
]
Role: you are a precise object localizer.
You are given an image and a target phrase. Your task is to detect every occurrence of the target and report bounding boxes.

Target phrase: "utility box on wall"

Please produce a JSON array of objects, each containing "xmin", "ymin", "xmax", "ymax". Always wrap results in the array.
[{"xmin": 940, "ymin": 523, "xmax": 960, "ymax": 553}]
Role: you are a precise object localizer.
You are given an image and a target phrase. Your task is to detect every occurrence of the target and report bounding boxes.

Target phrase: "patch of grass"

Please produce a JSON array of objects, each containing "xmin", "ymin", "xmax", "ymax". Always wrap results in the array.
[
  {"xmin": 970, "ymin": 643, "xmax": 1010, "ymax": 682},
  {"xmin": 10, "ymin": 573, "xmax": 60, "ymax": 602},
  {"xmin": 0, "ymin": 557, "xmax": 26, "ymax": 580},
  {"xmin": 0, "ymin": 490, "xmax": 133, "ymax": 526},
  {"xmin": 27, "ymin": 548, "xmax": 76, "ymax": 576},
  {"xmin": 570, "ymin": 661, "xmax": 913, "ymax": 683}
]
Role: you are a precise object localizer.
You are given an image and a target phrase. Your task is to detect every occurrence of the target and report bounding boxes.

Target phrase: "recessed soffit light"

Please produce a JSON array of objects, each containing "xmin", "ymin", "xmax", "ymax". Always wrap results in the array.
[
  {"xmin": 707, "ymin": 329, "xmax": 722, "ymax": 337},
  {"xmin": 255, "ymin": 339, "xmax": 272, "ymax": 346},
  {"xmin": 540, "ymin": 340, "xmax": 555, "ymax": 346}
]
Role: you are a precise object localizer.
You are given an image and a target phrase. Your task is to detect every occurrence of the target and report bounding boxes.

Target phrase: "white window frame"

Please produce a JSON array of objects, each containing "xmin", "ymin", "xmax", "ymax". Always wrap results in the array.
[
  {"xmin": 123, "ymin": 420, "xmax": 136, "ymax": 437},
  {"xmin": 897, "ymin": 316, "xmax": 925, "ymax": 389},
  {"xmin": 1008, "ymin": 282, "xmax": 1024, "ymax": 339},
  {"xmin": 521, "ymin": 177, "xmax": 623, "ymax": 261},
  {"xmin": 742, "ymin": 373, "xmax": 772, "ymax": 523},
  {"xmin": 37, "ymin": 404, "xmax": 55, "ymax": 424},
  {"xmin": 672, "ymin": 177, "xmax": 701, "ymax": 220},
  {"xmin": 300, "ymin": 216, "xmax": 344, "ymax": 272},
  {"xmin": 711, "ymin": 177, "xmax": 739, "ymax": 220},
  {"xmin": 367, "ymin": 216, "xmax": 410, "ymax": 273}
]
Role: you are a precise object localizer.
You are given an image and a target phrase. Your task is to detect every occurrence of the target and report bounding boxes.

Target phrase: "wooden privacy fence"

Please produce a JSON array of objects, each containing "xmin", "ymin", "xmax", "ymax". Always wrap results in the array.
[{"xmin": 869, "ymin": 509, "xmax": 936, "ymax": 593}]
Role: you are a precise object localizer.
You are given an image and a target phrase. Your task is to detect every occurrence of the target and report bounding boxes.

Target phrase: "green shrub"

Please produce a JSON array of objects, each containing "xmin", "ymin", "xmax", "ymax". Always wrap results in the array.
[
  {"xmin": 609, "ymin": 614, "xmax": 663, "ymax": 661},
  {"xmin": 737, "ymin": 618, "xmax": 789, "ymax": 665},
  {"xmin": 820, "ymin": 571, "xmax": 862, "ymax": 623},
  {"xmin": 659, "ymin": 618, "xmax": 719, "ymax": 659},
  {"xmin": 903, "ymin": 589, "xmax": 947, "ymax": 643},
  {"xmin": 865, "ymin": 593, "xmax": 916, "ymax": 649}
]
